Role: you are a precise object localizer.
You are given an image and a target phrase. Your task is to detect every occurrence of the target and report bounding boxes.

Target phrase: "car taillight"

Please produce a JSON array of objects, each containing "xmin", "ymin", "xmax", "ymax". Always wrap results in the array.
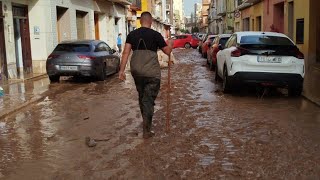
[
  {"xmin": 295, "ymin": 50, "xmax": 304, "ymax": 59},
  {"xmin": 231, "ymin": 49, "xmax": 242, "ymax": 57},
  {"xmin": 77, "ymin": 55, "xmax": 96, "ymax": 60},
  {"xmin": 47, "ymin": 54, "xmax": 59, "ymax": 60}
]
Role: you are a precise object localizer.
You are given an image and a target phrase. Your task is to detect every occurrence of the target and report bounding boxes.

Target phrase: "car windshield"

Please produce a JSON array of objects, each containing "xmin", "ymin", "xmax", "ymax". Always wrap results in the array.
[
  {"xmin": 219, "ymin": 37, "xmax": 230, "ymax": 46},
  {"xmin": 240, "ymin": 35, "xmax": 294, "ymax": 46},
  {"xmin": 54, "ymin": 44, "xmax": 91, "ymax": 52}
]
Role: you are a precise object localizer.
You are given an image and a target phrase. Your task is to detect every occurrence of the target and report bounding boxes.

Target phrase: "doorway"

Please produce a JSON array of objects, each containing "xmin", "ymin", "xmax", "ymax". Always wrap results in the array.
[
  {"xmin": 56, "ymin": 6, "xmax": 68, "ymax": 43},
  {"xmin": 94, "ymin": 13, "xmax": 100, "ymax": 40},
  {"xmin": 76, "ymin": 10, "xmax": 88, "ymax": 40},
  {"xmin": 256, "ymin": 16, "xmax": 262, "ymax": 31},
  {"xmin": 0, "ymin": 1, "xmax": 7, "ymax": 79},
  {"xmin": 13, "ymin": 5, "xmax": 32, "ymax": 77},
  {"xmin": 242, "ymin": 17, "xmax": 250, "ymax": 31},
  {"xmin": 273, "ymin": 2, "xmax": 284, "ymax": 33}
]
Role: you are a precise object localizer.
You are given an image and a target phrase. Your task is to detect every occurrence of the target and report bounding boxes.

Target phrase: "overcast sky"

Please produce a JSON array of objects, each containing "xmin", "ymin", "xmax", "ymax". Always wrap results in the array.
[{"xmin": 184, "ymin": 0, "xmax": 201, "ymax": 16}]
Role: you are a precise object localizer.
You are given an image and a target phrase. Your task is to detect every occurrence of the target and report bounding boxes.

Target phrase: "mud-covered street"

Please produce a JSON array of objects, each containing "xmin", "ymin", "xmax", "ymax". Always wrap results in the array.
[{"xmin": 1, "ymin": 49, "xmax": 320, "ymax": 179}]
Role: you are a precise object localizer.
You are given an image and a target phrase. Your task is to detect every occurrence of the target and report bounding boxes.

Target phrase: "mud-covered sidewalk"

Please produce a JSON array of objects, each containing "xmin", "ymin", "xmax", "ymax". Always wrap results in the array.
[{"xmin": 1, "ymin": 49, "xmax": 320, "ymax": 179}]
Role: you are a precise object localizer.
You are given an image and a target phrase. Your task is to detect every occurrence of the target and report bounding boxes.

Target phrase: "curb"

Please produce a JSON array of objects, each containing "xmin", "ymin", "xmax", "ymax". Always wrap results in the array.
[{"xmin": 0, "ymin": 95, "xmax": 46, "ymax": 120}]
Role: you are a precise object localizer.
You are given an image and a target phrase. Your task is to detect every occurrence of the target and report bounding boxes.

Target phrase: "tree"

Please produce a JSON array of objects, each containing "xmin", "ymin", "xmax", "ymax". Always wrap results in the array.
[{"xmin": 192, "ymin": 27, "xmax": 199, "ymax": 33}]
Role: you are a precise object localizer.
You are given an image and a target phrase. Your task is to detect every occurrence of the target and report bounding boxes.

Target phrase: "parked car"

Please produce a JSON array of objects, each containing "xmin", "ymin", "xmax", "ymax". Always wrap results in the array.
[
  {"xmin": 207, "ymin": 34, "xmax": 231, "ymax": 70},
  {"xmin": 201, "ymin": 35, "xmax": 217, "ymax": 58},
  {"xmin": 216, "ymin": 31, "xmax": 304, "ymax": 96},
  {"xmin": 172, "ymin": 34, "xmax": 199, "ymax": 49},
  {"xmin": 46, "ymin": 40, "xmax": 120, "ymax": 82},
  {"xmin": 198, "ymin": 34, "xmax": 208, "ymax": 53},
  {"xmin": 197, "ymin": 33, "xmax": 205, "ymax": 40}
]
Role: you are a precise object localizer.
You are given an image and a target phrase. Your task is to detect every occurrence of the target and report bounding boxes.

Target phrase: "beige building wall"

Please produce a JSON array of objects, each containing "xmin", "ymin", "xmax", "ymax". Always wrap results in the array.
[{"xmin": 2, "ymin": 0, "xmax": 129, "ymax": 77}]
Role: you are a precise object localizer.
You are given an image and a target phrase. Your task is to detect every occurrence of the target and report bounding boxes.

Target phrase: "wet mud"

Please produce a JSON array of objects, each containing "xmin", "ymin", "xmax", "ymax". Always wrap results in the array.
[{"xmin": 0, "ymin": 49, "xmax": 320, "ymax": 179}]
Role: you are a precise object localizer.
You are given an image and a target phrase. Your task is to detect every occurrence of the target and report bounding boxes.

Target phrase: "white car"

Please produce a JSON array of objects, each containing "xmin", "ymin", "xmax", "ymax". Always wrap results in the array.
[{"xmin": 216, "ymin": 31, "xmax": 305, "ymax": 96}]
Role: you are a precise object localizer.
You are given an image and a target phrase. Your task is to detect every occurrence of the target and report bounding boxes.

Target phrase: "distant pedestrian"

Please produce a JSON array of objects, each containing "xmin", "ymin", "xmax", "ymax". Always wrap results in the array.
[
  {"xmin": 119, "ymin": 11, "xmax": 174, "ymax": 139},
  {"xmin": 117, "ymin": 33, "xmax": 122, "ymax": 52}
]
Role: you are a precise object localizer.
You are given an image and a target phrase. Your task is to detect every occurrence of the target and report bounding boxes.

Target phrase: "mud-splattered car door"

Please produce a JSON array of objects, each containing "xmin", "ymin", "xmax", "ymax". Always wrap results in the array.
[
  {"xmin": 105, "ymin": 43, "xmax": 120, "ymax": 75},
  {"xmin": 99, "ymin": 42, "xmax": 119, "ymax": 75}
]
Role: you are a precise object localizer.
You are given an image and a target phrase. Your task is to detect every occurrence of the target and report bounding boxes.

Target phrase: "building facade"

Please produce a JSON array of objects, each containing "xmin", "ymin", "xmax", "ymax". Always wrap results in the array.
[
  {"xmin": 0, "ymin": 0, "xmax": 130, "ymax": 81},
  {"xmin": 201, "ymin": 0, "xmax": 210, "ymax": 33}
]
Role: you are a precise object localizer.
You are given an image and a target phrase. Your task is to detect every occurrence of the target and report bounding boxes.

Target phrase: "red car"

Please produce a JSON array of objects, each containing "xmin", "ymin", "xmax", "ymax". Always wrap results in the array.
[
  {"xmin": 207, "ymin": 34, "xmax": 231, "ymax": 70},
  {"xmin": 201, "ymin": 35, "xmax": 217, "ymax": 58},
  {"xmin": 172, "ymin": 34, "xmax": 199, "ymax": 49}
]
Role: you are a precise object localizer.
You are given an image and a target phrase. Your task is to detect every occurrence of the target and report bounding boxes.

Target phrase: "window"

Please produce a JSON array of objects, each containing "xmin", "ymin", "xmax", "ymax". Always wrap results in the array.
[
  {"xmin": 95, "ymin": 43, "xmax": 111, "ymax": 52},
  {"xmin": 225, "ymin": 35, "xmax": 236, "ymax": 48},
  {"xmin": 54, "ymin": 44, "xmax": 91, "ymax": 52},
  {"xmin": 219, "ymin": 37, "xmax": 230, "ymax": 47},
  {"xmin": 296, "ymin": 19, "xmax": 304, "ymax": 44},
  {"xmin": 240, "ymin": 35, "xmax": 294, "ymax": 46}
]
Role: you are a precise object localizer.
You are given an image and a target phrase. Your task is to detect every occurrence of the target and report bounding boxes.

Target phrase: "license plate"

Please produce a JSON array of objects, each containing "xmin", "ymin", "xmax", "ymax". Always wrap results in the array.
[
  {"xmin": 257, "ymin": 56, "xmax": 282, "ymax": 63},
  {"xmin": 60, "ymin": 66, "xmax": 78, "ymax": 70}
]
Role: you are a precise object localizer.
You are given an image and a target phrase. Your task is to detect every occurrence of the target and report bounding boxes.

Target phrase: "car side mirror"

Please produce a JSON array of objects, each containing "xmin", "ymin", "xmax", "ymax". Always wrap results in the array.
[
  {"xmin": 218, "ymin": 44, "xmax": 223, "ymax": 50},
  {"xmin": 111, "ymin": 49, "xmax": 116, "ymax": 54}
]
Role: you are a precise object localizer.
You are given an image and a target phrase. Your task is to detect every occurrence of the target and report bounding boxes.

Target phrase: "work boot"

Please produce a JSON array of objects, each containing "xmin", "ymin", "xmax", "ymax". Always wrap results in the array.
[
  {"xmin": 143, "ymin": 131, "xmax": 155, "ymax": 139},
  {"xmin": 142, "ymin": 119, "xmax": 154, "ymax": 139}
]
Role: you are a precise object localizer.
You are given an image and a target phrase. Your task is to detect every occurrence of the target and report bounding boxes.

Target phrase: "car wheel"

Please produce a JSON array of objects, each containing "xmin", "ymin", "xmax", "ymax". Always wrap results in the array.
[
  {"xmin": 215, "ymin": 65, "xmax": 221, "ymax": 82},
  {"xmin": 49, "ymin": 75, "xmax": 60, "ymax": 83},
  {"xmin": 184, "ymin": 43, "xmax": 191, "ymax": 49},
  {"xmin": 288, "ymin": 86, "xmax": 302, "ymax": 97},
  {"xmin": 97, "ymin": 66, "xmax": 106, "ymax": 81},
  {"xmin": 209, "ymin": 60, "xmax": 214, "ymax": 71},
  {"xmin": 222, "ymin": 67, "xmax": 232, "ymax": 93}
]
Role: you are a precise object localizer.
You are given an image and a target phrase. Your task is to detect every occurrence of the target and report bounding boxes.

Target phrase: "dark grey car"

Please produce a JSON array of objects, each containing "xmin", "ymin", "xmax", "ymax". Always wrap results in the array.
[{"xmin": 46, "ymin": 40, "xmax": 120, "ymax": 82}]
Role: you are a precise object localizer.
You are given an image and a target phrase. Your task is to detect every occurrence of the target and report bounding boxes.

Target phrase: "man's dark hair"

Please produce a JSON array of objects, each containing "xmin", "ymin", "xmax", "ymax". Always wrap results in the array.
[{"xmin": 141, "ymin": 11, "xmax": 152, "ymax": 20}]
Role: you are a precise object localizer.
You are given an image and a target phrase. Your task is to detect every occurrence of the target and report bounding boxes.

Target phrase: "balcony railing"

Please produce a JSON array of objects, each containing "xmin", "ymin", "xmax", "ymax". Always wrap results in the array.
[{"xmin": 130, "ymin": 0, "xmax": 142, "ymax": 11}]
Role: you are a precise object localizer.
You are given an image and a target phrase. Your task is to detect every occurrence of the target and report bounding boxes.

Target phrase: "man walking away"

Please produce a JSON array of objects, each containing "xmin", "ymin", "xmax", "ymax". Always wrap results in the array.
[
  {"xmin": 117, "ymin": 33, "xmax": 122, "ymax": 52},
  {"xmin": 119, "ymin": 11, "xmax": 173, "ymax": 139}
]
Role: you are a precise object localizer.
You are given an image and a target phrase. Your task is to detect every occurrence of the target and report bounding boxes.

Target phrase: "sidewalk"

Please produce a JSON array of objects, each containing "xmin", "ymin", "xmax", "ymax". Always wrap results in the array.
[{"xmin": 0, "ymin": 74, "xmax": 49, "ymax": 120}]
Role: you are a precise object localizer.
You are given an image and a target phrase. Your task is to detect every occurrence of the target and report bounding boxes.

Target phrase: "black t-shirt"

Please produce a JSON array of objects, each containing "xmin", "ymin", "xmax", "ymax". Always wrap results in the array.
[{"xmin": 125, "ymin": 27, "xmax": 167, "ymax": 52}]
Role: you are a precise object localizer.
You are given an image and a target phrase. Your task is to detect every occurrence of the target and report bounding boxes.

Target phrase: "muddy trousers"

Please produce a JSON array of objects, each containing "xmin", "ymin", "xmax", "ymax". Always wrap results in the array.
[{"xmin": 133, "ymin": 76, "xmax": 161, "ymax": 133}]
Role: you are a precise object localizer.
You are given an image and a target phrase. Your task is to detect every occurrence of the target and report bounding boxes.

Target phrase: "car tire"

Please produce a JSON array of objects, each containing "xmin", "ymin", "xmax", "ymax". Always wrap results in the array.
[
  {"xmin": 215, "ymin": 65, "xmax": 221, "ymax": 82},
  {"xmin": 222, "ymin": 67, "xmax": 232, "ymax": 93},
  {"xmin": 184, "ymin": 43, "xmax": 191, "ymax": 49},
  {"xmin": 209, "ymin": 61, "xmax": 214, "ymax": 71},
  {"xmin": 203, "ymin": 52, "xmax": 207, "ymax": 59},
  {"xmin": 288, "ymin": 86, "xmax": 302, "ymax": 97},
  {"xmin": 97, "ymin": 66, "xmax": 106, "ymax": 81},
  {"xmin": 49, "ymin": 75, "xmax": 60, "ymax": 83}
]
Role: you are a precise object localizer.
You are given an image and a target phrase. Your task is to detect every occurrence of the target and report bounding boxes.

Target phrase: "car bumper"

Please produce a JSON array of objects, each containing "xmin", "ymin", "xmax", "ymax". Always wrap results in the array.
[
  {"xmin": 46, "ymin": 64, "xmax": 101, "ymax": 77},
  {"xmin": 229, "ymin": 72, "xmax": 304, "ymax": 87}
]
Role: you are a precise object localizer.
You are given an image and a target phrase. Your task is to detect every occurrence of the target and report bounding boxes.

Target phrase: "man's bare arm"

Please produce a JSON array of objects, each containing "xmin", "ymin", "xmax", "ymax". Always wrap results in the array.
[
  {"xmin": 161, "ymin": 39, "xmax": 174, "ymax": 56},
  {"xmin": 118, "ymin": 43, "xmax": 132, "ymax": 80}
]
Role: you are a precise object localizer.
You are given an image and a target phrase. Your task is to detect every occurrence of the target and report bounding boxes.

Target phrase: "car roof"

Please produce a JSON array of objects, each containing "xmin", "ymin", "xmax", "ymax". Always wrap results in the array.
[
  {"xmin": 59, "ymin": 40, "xmax": 104, "ymax": 46},
  {"xmin": 218, "ymin": 34, "xmax": 232, "ymax": 38},
  {"xmin": 234, "ymin": 31, "xmax": 292, "ymax": 44}
]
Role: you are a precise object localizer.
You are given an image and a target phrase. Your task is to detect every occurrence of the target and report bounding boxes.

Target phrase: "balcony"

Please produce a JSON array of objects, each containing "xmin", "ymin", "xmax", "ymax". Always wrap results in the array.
[
  {"xmin": 130, "ymin": 0, "xmax": 142, "ymax": 11},
  {"xmin": 202, "ymin": 0, "xmax": 210, "ymax": 5},
  {"xmin": 108, "ymin": 0, "xmax": 132, "ymax": 6}
]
